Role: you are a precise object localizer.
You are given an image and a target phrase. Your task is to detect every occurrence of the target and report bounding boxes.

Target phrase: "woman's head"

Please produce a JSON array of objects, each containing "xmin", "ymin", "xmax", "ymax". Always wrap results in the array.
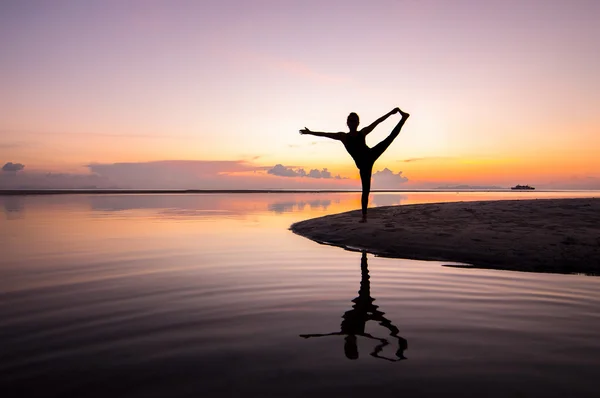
[{"xmin": 347, "ymin": 112, "xmax": 359, "ymax": 131}]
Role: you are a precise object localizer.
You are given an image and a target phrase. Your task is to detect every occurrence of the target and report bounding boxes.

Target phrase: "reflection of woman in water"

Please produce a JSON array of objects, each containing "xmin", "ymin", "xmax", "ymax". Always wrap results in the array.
[
  {"xmin": 300, "ymin": 108, "xmax": 409, "ymax": 222},
  {"xmin": 300, "ymin": 251, "xmax": 407, "ymax": 361}
]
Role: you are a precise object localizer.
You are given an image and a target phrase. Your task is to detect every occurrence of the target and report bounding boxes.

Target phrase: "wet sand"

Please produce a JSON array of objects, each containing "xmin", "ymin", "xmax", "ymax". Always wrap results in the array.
[{"xmin": 291, "ymin": 198, "xmax": 600, "ymax": 274}]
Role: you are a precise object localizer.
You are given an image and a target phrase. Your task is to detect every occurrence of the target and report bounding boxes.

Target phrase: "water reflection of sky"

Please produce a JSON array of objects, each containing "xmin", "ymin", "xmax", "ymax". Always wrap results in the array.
[
  {"xmin": 2, "ymin": 196, "xmax": 25, "ymax": 219},
  {"xmin": 2, "ymin": 190, "xmax": 598, "ymax": 222},
  {"xmin": 2, "ymin": 192, "xmax": 600, "ymax": 397},
  {"xmin": 3, "ymin": 191, "xmax": 599, "ymax": 278},
  {"xmin": 269, "ymin": 199, "xmax": 333, "ymax": 213},
  {"xmin": 371, "ymin": 194, "xmax": 407, "ymax": 207}
]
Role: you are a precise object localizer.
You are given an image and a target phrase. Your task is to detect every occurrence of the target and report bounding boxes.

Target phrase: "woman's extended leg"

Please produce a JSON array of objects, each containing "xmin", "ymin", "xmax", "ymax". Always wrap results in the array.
[
  {"xmin": 371, "ymin": 111, "xmax": 410, "ymax": 161},
  {"xmin": 359, "ymin": 166, "xmax": 373, "ymax": 222}
]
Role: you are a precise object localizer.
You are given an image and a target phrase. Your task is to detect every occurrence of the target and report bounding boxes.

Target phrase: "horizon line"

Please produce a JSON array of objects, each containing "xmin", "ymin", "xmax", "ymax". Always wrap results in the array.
[{"xmin": 2, "ymin": 188, "xmax": 599, "ymax": 196}]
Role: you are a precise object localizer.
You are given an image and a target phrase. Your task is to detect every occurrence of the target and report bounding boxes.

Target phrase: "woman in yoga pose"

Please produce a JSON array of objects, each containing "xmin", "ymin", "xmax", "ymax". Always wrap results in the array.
[{"xmin": 300, "ymin": 107, "xmax": 409, "ymax": 222}]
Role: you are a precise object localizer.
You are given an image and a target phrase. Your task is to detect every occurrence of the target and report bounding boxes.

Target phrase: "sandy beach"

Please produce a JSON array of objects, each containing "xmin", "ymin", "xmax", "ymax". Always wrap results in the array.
[{"xmin": 291, "ymin": 198, "xmax": 600, "ymax": 274}]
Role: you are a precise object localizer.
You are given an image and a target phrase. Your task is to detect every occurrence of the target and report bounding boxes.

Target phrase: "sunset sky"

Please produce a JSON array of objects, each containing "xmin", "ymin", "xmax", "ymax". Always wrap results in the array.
[{"xmin": 1, "ymin": 0, "xmax": 599, "ymax": 189}]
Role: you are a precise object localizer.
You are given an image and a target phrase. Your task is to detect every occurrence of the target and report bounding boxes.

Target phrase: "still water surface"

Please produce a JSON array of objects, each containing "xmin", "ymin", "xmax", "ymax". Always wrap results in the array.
[{"xmin": 2, "ymin": 192, "xmax": 600, "ymax": 397}]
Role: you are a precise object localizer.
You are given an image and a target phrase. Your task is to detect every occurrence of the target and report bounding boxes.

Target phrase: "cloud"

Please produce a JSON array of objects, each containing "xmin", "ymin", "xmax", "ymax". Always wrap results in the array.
[
  {"xmin": 268, "ymin": 164, "xmax": 299, "ymax": 177},
  {"xmin": 2, "ymin": 162, "xmax": 25, "ymax": 172},
  {"xmin": 0, "ymin": 142, "xmax": 27, "ymax": 149},
  {"xmin": 267, "ymin": 164, "xmax": 341, "ymax": 179},
  {"xmin": 435, "ymin": 184, "xmax": 503, "ymax": 190},
  {"xmin": 271, "ymin": 58, "xmax": 351, "ymax": 84},
  {"xmin": 87, "ymin": 160, "xmax": 355, "ymax": 189},
  {"xmin": 307, "ymin": 168, "xmax": 332, "ymax": 179},
  {"xmin": 0, "ymin": 160, "xmax": 358, "ymax": 190},
  {"xmin": 372, "ymin": 168, "xmax": 409, "ymax": 188},
  {"xmin": 400, "ymin": 157, "xmax": 426, "ymax": 163},
  {"xmin": 399, "ymin": 157, "xmax": 452, "ymax": 163},
  {"xmin": 288, "ymin": 141, "xmax": 326, "ymax": 148},
  {"xmin": 0, "ymin": 129, "xmax": 192, "ymax": 140},
  {"xmin": 87, "ymin": 160, "xmax": 269, "ymax": 189},
  {"xmin": 278, "ymin": 60, "xmax": 343, "ymax": 82},
  {"xmin": 0, "ymin": 171, "xmax": 113, "ymax": 189}
]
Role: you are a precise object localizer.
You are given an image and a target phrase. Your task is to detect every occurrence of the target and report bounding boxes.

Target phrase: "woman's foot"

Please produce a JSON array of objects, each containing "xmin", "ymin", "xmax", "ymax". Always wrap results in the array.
[{"xmin": 359, "ymin": 216, "xmax": 367, "ymax": 223}]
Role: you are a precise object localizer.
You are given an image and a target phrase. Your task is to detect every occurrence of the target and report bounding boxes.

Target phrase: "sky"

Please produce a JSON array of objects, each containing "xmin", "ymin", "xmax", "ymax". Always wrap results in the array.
[{"xmin": 1, "ymin": 0, "xmax": 599, "ymax": 189}]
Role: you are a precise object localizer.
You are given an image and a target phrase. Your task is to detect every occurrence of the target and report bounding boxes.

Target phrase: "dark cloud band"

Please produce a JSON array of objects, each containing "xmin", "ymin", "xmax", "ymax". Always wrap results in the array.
[
  {"xmin": 267, "ymin": 164, "xmax": 341, "ymax": 179},
  {"xmin": 2, "ymin": 162, "xmax": 25, "ymax": 172}
]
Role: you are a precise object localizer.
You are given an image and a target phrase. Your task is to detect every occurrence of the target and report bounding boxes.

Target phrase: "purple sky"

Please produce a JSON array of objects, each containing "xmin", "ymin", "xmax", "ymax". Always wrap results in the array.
[{"xmin": 1, "ymin": 0, "xmax": 599, "ymax": 189}]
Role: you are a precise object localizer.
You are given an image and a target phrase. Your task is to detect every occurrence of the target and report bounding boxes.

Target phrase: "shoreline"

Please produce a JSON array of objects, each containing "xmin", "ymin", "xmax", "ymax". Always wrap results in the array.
[
  {"xmin": 291, "ymin": 198, "xmax": 600, "ymax": 275},
  {"xmin": 0, "ymin": 189, "xmax": 597, "ymax": 196}
]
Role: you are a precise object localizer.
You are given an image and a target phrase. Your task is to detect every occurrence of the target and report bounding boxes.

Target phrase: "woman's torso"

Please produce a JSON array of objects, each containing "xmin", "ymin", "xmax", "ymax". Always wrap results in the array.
[{"xmin": 342, "ymin": 132, "xmax": 371, "ymax": 169}]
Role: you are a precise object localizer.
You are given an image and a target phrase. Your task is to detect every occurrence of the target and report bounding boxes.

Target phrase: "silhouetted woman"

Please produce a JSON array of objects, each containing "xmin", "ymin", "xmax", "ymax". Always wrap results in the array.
[{"xmin": 300, "ymin": 108, "xmax": 409, "ymax": 222}]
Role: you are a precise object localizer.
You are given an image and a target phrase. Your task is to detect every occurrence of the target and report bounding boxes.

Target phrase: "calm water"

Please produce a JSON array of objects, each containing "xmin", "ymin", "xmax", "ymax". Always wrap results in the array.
[{"xmin": 2, "ymin": 191, "xmax": 600, "ymax": 397}]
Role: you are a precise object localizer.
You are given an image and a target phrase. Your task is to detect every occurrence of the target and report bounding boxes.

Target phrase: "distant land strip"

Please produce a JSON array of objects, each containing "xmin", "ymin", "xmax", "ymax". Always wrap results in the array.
[
  {"xmin": 0, "ymin": 189, "xmax": 522, "ymax": 196},
  {"xmin": 0, "ymin": 189, "xmax": 357, "ymax": 195}
]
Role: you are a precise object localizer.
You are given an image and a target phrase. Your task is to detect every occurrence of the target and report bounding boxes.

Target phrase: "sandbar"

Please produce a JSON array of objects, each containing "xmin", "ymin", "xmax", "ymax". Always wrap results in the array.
[{"xmin": 291, "ymin": 198, "xmax": 600, "ymax": 275}]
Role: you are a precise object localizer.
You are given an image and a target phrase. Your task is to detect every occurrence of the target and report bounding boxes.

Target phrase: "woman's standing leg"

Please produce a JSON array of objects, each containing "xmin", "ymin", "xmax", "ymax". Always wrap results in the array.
[{"xmin": 359, "ymin": 166, "xmax": 373, "ymax": 222}]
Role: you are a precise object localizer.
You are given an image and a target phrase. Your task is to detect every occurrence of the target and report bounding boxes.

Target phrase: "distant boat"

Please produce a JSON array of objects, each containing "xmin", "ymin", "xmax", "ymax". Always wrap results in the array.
[{"xmin": 511, "ymin": 184, "xmax": 535, "ymax": 190}]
